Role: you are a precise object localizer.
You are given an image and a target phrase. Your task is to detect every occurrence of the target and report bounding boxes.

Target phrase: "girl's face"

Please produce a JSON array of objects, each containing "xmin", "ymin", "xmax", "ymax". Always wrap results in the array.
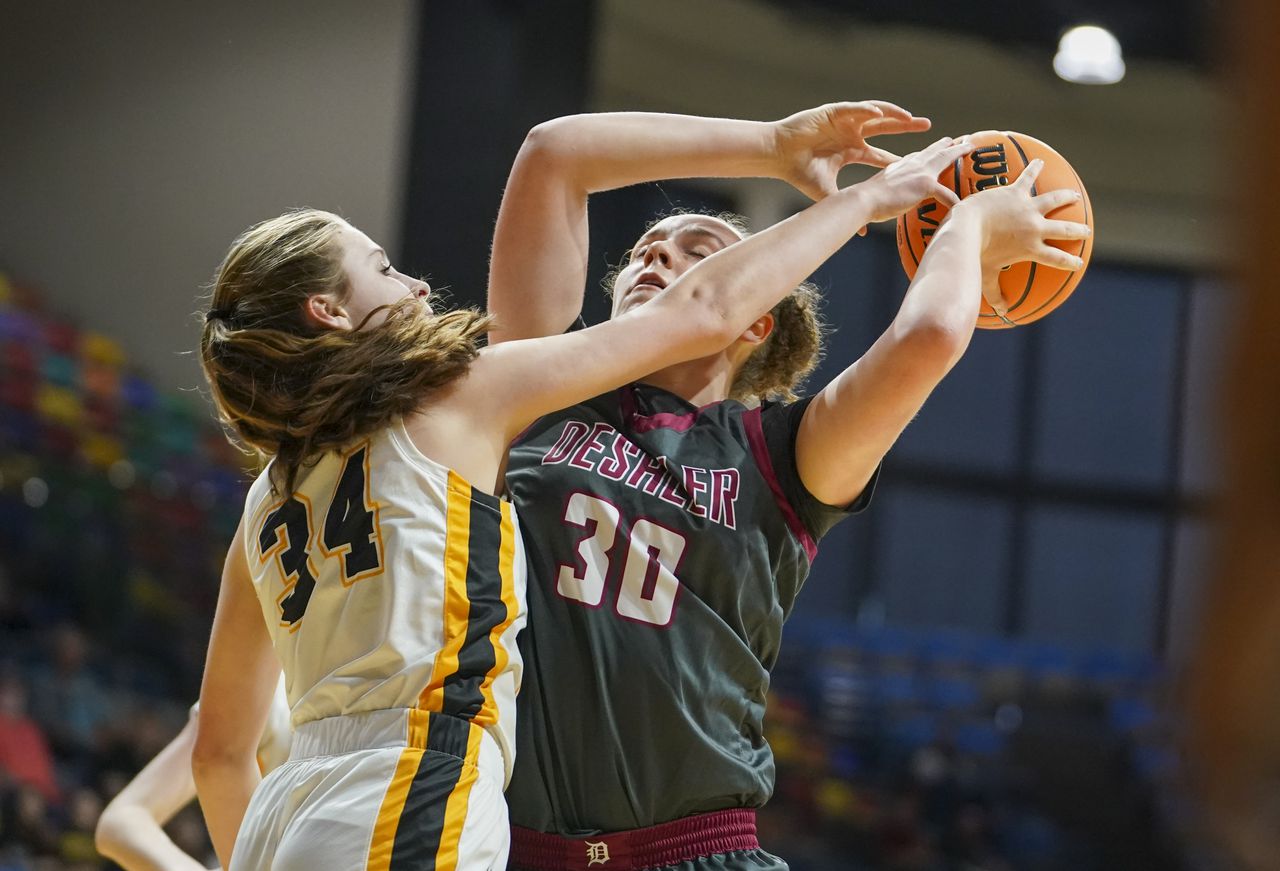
[
  {"xmin": 335, "ymin": 224, "xmax": 430, "ymax": 328},
  {"xmin": 611, "ymin": 215, "xmax": 742, "ymax": 319}
]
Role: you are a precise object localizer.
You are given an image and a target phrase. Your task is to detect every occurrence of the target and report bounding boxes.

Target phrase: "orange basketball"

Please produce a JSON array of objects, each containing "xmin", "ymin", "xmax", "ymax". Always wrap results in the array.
[{"xmin": 895, "ymin": 131, "xmax": 1093, "ymax": 329}]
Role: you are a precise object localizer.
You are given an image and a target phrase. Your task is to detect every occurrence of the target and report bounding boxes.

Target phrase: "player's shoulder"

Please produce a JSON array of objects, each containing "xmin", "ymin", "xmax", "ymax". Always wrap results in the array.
[{"xmin": 511, "ymin": 388, "xmax": 622, "ymax": 443}]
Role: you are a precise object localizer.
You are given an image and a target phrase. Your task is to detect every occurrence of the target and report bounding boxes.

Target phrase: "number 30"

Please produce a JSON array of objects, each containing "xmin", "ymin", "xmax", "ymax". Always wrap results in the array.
[{"xmin": 555, "ymin": 492, "xmax": 687, "ymax": 626}]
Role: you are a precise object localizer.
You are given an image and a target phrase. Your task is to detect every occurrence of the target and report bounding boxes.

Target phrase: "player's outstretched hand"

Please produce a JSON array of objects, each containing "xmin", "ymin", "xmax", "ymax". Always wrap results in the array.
[
  {"xmin": 771, "ymin": 101, "xmax": 933, "ymax": 201},
  {"xmin": 953, "ymin": 158, "xmax": 1092, "ymax": 315},
  {"xmin": 857, "ymin": 136, "xmax": 976, "ymax": 227}
]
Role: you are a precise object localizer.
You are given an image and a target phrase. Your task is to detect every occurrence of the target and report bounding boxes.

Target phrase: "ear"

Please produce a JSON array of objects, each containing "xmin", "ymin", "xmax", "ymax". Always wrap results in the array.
[
  {"xmin": 737, "ymin": 312, "xmax": 775, "ymax": 347},
  {"xmin": 301, "ymin": 294, "xmax": 351, "ymax": 331}
]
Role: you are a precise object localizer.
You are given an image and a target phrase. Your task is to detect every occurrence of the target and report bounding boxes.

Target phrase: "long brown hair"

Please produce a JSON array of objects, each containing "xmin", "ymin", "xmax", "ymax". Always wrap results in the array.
[
  {"xmin": 607, "ymin": 210, "xmax": 826, "ymax": 403},
  {"xmin": 199, "ymin": 209, "xmax": 490, "ymax": 496}
]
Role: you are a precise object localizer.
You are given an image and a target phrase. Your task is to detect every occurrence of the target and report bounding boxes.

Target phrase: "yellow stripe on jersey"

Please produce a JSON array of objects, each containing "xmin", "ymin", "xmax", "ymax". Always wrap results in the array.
[
  {"xmin": 407, "ymin": 707, "xmax": 429, "ymax": 750},
  {"xmin": 418, "ymin": 472, "xmax": 474, "ymax": 712},
  {"xmin": 431, "ymin": 721, "xmax": 484, "ymax": 871},
  {"xmin": 365, "ymin": 748, "xmax": 423, "ymax": 871},
  {"xmin": 472, "ymin": 499, "xmax": 518, "ymax": 729}
]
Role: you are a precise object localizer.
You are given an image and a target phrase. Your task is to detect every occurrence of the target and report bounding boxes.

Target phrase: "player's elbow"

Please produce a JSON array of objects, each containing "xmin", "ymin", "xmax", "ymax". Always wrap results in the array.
[
  {"xmin": 191, "ymin": 722, "xmax": 247, "ymax": 783},
  {"xmin": 518, "ymin": 118, "xmax": 579, "ymax": 169},
  {"xmin": 896, "ymin": 319, "xmax": 971, "ymax": 379},
  {"xmin": 671, "ymin": 289, "xmax": 742, "ymax": 353},
  {"xmin": 93, "ymin": 802, "xmax": 130, "ymax": 860}
]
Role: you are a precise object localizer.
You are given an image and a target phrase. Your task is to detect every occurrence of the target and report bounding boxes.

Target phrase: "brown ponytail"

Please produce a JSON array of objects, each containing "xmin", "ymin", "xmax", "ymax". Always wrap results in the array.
[{"xmin": 199, "ymin": 209, "xmax": 490, "ymax": 496}]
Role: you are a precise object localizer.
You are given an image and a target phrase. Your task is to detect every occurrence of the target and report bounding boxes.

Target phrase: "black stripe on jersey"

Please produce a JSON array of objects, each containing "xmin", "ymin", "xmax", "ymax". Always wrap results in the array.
[
  {"xmin": 426, "ymin": 711, "xmax": 471, "ymax": 760},
  {"xmin": 440, "ymin": 495, "xmax": 509, "ymax": 720},
  {"xmin": 389, "ymin": 751, "xmax": 463, "ymax": 870}
]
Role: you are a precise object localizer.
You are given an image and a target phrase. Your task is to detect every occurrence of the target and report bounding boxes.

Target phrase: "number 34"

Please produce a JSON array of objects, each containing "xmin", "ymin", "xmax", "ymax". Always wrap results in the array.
[{"xmin": 555, "ymin": 492, "xmax": 687, "ymax": 627}]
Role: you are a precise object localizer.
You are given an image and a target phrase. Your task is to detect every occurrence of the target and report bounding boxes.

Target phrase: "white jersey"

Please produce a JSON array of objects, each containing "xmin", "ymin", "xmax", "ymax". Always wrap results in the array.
[{"xmin": 241, "ymin": 419, "xmax": 526, "ymax": 782}]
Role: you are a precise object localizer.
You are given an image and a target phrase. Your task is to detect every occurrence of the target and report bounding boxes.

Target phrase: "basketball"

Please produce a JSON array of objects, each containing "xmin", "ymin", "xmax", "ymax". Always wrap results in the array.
[{"xmin": 895, "ymin": 131, "xmax": 1093, "ymax": 329}]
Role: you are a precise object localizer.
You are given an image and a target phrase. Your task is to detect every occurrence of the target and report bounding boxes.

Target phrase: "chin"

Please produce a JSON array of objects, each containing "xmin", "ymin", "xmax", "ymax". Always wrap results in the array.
[{"xmin": 618, "ymin": 295, "xmax": 653, "ymax": 315}]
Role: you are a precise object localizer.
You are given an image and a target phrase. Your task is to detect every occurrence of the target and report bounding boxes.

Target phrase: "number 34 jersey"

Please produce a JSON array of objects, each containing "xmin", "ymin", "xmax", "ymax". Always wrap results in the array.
[
  {"xmin": 503, "ymin": 384, "xmax": 873, "ymax": 834},
  {"xmin": 241, "ymin": 420, "xmax": 527, "ymax": 782}
]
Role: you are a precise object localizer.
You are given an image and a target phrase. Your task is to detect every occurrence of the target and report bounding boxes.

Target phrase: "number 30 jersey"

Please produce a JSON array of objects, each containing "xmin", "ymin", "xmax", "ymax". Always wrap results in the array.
[
  {"xmin": 241, "ymin": 419, "xmax": 527, "ymax": 782},
  {"xmin": 503, "ymin": 384, "xmax": 873, "ymax": 834}
]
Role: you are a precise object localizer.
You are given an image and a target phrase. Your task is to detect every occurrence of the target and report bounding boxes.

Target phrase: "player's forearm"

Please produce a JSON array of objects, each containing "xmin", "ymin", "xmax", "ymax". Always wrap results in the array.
[
  {"xmin": 886, "ymin": 206, "xmax": 986, "ymax": 366},
  {"xmin": 524, "ymin": 113, "xmax": 778, "ymax": 194},
  {"xmin": 662, "ymin": 179, "xmax": 879, "ymax": 332},
  {"xmin": 96, "ymin": 805, "xmax": 210, "ymax": 871}
]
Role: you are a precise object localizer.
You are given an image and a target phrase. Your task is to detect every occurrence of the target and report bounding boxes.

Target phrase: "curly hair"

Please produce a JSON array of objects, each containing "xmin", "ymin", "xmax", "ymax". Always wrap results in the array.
[
  {"xmin": 199, "ymin": 209, "xmax": 490, "ymax": 497},
  {"xmin": 606, "ymin": 210, "xmax": 827, "ymax": 403},
  {"xmin": 728, "ymin": 279, "xmax": 825, "ymax": 403}
]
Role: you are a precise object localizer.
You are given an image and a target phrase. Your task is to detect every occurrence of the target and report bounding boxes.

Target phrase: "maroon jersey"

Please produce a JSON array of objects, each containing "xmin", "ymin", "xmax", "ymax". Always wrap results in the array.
[{"xmin": 504, "ymin": 383, "xmax": 873, "ymax": 834}]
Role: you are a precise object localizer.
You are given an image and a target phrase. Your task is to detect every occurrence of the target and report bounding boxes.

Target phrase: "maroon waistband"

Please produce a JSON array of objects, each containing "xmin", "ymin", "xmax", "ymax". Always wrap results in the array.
[{"xmin": 510, "ymin": 808, "xmax": 759, "ymax": 871}]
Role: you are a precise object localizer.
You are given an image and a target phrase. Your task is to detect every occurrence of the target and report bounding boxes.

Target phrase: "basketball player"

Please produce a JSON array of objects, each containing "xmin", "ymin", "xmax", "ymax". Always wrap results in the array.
[
  {"xmin": 487, "ymin": 105, "xmax": 1090, "ymax": 869},
  {"xmin": 191, "ymin": 99, "xmax": 948, "ymax": 870},
  {"xmin": 95, "ymin": 679, "xmax": 290, "ymax": 871}
]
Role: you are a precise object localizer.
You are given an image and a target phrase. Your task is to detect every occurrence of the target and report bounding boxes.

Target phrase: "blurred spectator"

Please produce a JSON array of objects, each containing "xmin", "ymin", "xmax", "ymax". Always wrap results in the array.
[
  {"xmin": 938, "ymin": 800, "xmax": 1010, "ymax": 871},
  {"xmin": 28, "ymin": 625, "xmax": 111, "ymax": 759},
  {"xmin": 0, "ymin": 783, "xmax": 59, "ymax": 864},
  {"xmin": 0, "ymin": 670, "xmax": 59, "ymax": 804},
  {"xmin": 56, "ymin": 788, "xmax": 102, "ymax": 867},
  {"xmin": 876, "ymin": 791, "xmax": 937, "ymax": 870},
  {"xmin": 0, "ymin": 567, "xmax": 33, "ymax": 638}
]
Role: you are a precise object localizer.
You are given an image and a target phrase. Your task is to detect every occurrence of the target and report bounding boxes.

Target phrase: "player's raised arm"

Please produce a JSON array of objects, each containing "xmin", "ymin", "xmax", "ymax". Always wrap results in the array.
[
  {"xmin": 470, "ymin": 137, "xmax": 971, "ymax": 443},
  {"xmin": 795, "ymin": 159, "xmax": 1092, "ymax": 506},
  {"xmin": 486, "ymin": 102, "xmax": 930, "ymax": 345}
]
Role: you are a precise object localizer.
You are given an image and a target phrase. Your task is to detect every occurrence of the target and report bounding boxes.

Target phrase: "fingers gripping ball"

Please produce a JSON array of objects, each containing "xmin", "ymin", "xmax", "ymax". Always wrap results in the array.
[{"xmin": 896, "ymin": 131, "xmax": 1093, "ymax": 329}]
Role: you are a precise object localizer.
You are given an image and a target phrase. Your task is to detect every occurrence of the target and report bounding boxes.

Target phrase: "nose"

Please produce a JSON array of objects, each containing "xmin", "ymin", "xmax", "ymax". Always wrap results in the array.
[{"xmin": 643, "ymin": 240, "xmax": 673, "ymax": 268}]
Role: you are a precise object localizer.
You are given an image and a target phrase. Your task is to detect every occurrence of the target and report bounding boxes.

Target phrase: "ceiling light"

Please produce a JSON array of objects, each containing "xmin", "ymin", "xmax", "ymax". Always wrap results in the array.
[{"xmin": 1054, "ymin": 24, "xmax": 1125, "ymax": 85}]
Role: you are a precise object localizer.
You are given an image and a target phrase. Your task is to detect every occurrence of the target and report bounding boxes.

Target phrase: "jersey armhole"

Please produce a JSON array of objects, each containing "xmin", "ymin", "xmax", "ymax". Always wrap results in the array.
[{"xmin": 743, "ymin": 406, "xmax": 818, "ymax": 561}]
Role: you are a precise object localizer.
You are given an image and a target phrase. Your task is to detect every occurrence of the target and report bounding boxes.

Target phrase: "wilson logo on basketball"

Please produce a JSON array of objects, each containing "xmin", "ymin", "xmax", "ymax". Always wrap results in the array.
[
  {"xmin": 894, "ymin": 130, "xmax": 1094, "ymax": 329},
  {"xmin": 971, "ymin": 144, "xmax": 1010, "ymax": 190},
  {"xmin": 916, "ymin": 201, "xmax": 941, "ymax": 240}
]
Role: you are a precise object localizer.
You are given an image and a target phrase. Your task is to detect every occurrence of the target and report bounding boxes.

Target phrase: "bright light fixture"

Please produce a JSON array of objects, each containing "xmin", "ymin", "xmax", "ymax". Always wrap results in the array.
[{"xmin": 1054, "ymin": 24, "xmax": 1126, "ymax": 84}]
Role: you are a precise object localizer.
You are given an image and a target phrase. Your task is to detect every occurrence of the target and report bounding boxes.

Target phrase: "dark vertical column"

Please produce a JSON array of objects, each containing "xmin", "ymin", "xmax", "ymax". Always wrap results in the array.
[
  {"xmin": 399, "ymin": 0, "xmax": 595, "ymax": 309},
  {"xmin": 1154, "ymin": 276, "xmax": 1193, "ymax": 655},
  {"xmin": 1002, "ymin": 327, "xmax": 1041, "ymax": 637}
]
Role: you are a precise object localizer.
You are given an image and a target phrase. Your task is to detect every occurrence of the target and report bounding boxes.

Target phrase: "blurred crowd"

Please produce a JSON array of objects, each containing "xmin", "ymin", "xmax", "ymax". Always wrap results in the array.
[
  {"xmin": 0, "ymin": 276, "xmax": 235, "ymax": 869},
  {"xmin": 757, "ymin": 619, "xmax": 1195, "ymax": 871},
  {"xmin": 0, "ymin": 600, "xmax": 214, "ymax": 870}
]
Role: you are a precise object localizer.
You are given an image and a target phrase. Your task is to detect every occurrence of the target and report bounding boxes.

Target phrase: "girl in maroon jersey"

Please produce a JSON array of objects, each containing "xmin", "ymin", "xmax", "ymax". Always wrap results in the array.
[{"xmin": 488, "ymin": 104, "xmax": 1089, "ymax": 870}]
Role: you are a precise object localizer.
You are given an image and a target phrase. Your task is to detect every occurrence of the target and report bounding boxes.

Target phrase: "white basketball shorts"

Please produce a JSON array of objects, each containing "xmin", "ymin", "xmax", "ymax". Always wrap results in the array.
[{"xmin": 230, "ymin": 707, "xmax": 508, "ymax": 871}]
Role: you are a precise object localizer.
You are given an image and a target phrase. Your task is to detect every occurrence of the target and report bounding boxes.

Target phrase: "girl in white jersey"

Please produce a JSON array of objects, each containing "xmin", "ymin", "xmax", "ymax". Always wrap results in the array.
[{"xmin": 191, "ymin": 100, "xmax": 959, "ymax": 871}]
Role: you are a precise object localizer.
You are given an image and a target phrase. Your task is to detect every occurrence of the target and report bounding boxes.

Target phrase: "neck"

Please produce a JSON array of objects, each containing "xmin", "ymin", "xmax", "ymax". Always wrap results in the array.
[{"xmin": 637, "ymin": 351, "xmax": 737, "ymax": 406}]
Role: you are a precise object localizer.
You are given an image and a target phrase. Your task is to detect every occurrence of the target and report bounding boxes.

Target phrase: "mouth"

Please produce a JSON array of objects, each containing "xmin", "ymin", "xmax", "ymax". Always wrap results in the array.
[{"xmin": 634, "ymin": 272, "xmax": 667, "ymax": 292}]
